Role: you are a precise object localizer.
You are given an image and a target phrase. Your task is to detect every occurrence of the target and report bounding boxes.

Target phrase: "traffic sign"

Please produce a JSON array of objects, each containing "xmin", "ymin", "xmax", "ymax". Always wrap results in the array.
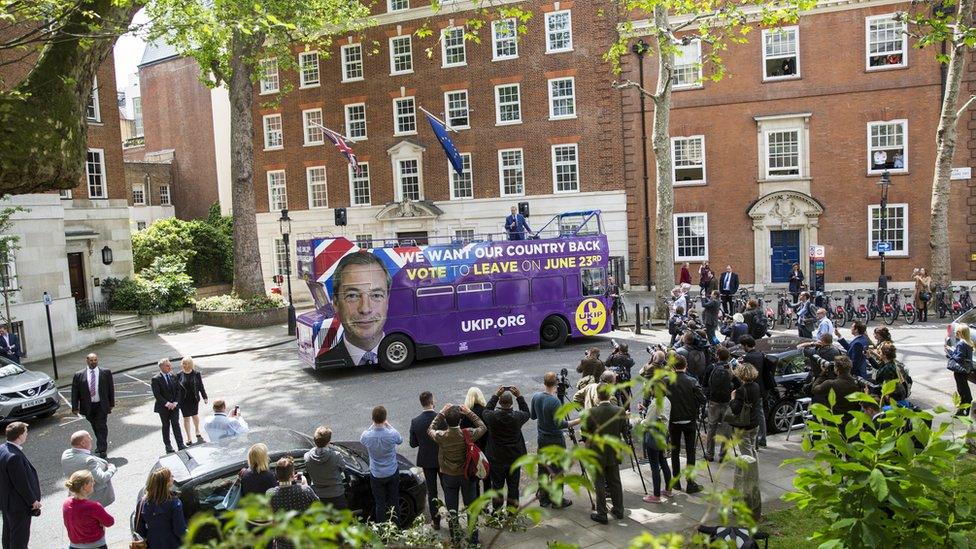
[
  {"xmin": 808, "ymin": 245, "xmax": 825, "ymax": 259},
  {"xmin": 876, "ymin": 242, "xmax": 892, "ymax": 253},
  {"xmin": 42, "ymin": 292, "xmax": 53, "ymax": 306}
]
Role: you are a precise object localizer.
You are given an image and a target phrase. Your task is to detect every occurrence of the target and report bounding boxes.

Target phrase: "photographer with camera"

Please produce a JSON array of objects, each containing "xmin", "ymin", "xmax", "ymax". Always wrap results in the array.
[
  {"xmin": 203, "ymin": 400, "xmax": 249, "ymax": 443},
  {"xmin": 739, "ymin": 336, "xmax": 773, "ymax": 448},
  {"xmin": 574, "ymin": 371, "xmax": 617, "ymax": 410},
  {"xmin": 701, "ymin": 290, "xmax": 722, "ymax": 345},
  {"xmin": 668, "ymin": 306, "xmax": 688, "ymax": 346},
  {"xmin": 576, "ymin": 348, "xmax": 606, "ymax": 390},
  {"xmin": 607, "ymin": 342, "xmax": 635, "ymax": 410},
  {"xmin": 795, "ymin": 292, "xmax": 816, "ymax": 338},
  {"xmin": 583, "ymin": 383, "xmax": 627, "ymax": 524},
  {"xmin": 720, "ymin": 313, "xmax": 749, "ymax": 345},
  {"xmin": 743, "ymin": 300, "xmax": 770, "ymax": 341},
  {"xmin": 666, "ymin": 355, "xmax": 707, "ymax": 494},
  {"xmin": 811, "ymin": 355, "xmax": 862, "ymax": 433},
  {"xmin": 703, "ymin": 347, "xmax": 735, "ymax": 462},
  {"xmin": 675, "ymin": 330, "xmax": 711, "ymax": 382},
  {"xmin": 530, "ymin": 373, "xmax": 581, "ymax": 508},
  {"xmin": 483, "ymin": 386, "xmax": 530, "ymax": 511}
]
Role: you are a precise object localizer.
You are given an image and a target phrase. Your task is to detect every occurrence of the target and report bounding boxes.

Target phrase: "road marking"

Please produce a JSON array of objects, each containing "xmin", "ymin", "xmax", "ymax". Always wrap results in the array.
[{"xmin": 123, "ymin": 373, "xmax": 151, "ymax": 387}]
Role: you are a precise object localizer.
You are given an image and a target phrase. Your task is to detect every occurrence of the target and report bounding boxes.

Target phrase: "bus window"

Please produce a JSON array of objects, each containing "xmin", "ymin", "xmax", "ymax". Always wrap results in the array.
[
  {"xmin": 531, "ymin": 276, "xmax": 565, "ymax": 302},
  {"xmin": 308, "ymin": 283, "xmax": 330, "ymax": 311},
  {"xmin": 416, "ymin": 286, "xmax": 455, "ymax": 313},
  {"xmin": 458, "ymin": 282, "xmax": 494, "ymax": 310},
  {"xmin": 496, "ymin": 279, "xmax": 529, "ymax": 307},
  {"xmin": 388, "ymin": 288, "xmax": 416, "ymax": 318},
  {"xmin": 581, "ymin": 267, "xmax": 606, "ymax": 297}
]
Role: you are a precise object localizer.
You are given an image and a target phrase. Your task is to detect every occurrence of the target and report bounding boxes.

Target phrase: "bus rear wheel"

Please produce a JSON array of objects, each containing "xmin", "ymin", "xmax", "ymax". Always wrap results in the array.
[
  {"xmin": 379, "ymin": 334, "xmax": 415, "ymax": 371},
  {"xmin": 540, "ymin": 316, "xmax": 569, "ymax": 349}
]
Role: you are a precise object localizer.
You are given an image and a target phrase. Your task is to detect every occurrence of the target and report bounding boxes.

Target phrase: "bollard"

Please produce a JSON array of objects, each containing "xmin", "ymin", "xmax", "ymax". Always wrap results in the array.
[{"xmin": 635, "ymin": 302, "xmax": 641, "ymax": 335}]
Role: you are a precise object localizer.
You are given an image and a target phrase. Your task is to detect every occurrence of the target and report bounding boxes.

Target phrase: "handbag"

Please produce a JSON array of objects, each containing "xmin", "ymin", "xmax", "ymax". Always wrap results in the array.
[
  {"xmin": 130, "ymin": 498, "xmax": 147, "ymax": 549},
  {"xmin": 948, "ymin": 356, "xmax": 973, "ymax": 374},
  {"xmin": 921, "ymin": 291, "xmax": 932, "ymax": 302},
  {"xmin": 723, "ymin": 398, "xmax": 754, "ymax": 429}
]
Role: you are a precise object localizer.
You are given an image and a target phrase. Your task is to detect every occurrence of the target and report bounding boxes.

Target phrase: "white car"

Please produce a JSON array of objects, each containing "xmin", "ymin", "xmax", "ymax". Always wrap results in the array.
[{"xmin": 0, "ymin": 359, "xmax": 60, "ymax": 423}]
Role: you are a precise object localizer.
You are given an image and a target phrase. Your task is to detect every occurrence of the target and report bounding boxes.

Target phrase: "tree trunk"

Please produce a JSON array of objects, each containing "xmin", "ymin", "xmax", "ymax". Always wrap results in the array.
[
  {"xmin": 0, "ymin": 0, "xmax": 142, "ymax": 194},
  {"xmin": 929, "ymin": 0, "xmax": 972, "ymax": 291},
  {"xmin": 228, "ymin": 30, "xmax": 267, "ymax": 298},
  {"xmin": 651, "ymin": 5, "xmax": 675, "ymax": 320}
]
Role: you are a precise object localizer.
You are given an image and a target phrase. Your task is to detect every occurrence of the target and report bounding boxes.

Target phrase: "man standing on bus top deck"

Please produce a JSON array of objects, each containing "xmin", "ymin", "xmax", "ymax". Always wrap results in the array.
[
  {"xmin": 320, "ymin": 252, "xmax": 391, "ymax": 367},
  {"xmin": 505, "ymin": 206, "xmax": 532, "ymax": 241}
]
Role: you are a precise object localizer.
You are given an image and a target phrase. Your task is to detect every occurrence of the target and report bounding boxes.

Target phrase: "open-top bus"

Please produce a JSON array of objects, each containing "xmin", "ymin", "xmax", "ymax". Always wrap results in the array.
[{"xmin": 295, "ymin": 210, "xmax": 613, "ymax": 371}]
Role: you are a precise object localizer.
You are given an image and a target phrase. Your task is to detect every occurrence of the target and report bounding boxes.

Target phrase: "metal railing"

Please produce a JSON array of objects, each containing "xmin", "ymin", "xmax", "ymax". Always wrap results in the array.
[{"xmin": 76, "ymin": 299, "xmax": 110, "ymax": 329}]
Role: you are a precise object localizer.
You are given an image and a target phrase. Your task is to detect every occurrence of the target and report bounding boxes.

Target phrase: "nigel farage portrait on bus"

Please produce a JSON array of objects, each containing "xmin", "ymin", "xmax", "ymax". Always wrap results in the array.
[{"xmin": 319, "ymin": 251, "xmax": 391, "ymax": 367}]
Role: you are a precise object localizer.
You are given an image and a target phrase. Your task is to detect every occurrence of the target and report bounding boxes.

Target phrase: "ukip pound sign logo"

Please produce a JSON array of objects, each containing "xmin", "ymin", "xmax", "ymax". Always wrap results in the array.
[{"xmin": 575, "ymin": 298, "xmax": 607, "ymax": 336}]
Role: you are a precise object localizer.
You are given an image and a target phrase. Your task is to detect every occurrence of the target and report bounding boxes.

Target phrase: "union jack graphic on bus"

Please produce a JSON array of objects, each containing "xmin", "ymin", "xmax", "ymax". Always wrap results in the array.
[{"xmin": 324, "ymin": 128, "xmax": 360, "ymax": 176}]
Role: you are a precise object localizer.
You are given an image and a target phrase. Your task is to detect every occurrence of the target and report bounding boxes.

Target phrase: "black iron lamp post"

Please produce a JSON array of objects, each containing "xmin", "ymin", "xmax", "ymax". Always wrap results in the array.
[
  {"xmin": 877, "ymin": 170, "xmax": 892, "ymax": 297},
  {"xmin": 279, "ymin": 208, "xmax": 296, "ymax": 336}
]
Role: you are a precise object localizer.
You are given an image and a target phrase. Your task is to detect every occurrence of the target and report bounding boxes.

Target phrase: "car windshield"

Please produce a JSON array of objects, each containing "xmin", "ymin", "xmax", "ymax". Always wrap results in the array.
[
  {"xmin": 0, "ymin": 364, "xmax": 24, "ymax": 378},
  {"xmin": 958, "ymin": 308, "xmax": 976, "ymax": 327}
]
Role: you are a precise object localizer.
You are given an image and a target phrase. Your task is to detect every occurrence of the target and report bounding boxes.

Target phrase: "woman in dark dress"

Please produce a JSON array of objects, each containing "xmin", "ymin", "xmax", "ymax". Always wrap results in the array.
[
  {"xmin": 461, "ymin": 386, "xmax": 490, "ymax": 495},
  {"xmin": 177, "ymin": 356, "xmax": 208, "ymax": 444},
  {"xmin": 240, "ymin": 443, "xmax": 278, "ymax": 497},
  {"xmin": 788, "ymin": 264, "xmax": 804, "ymax": 304},
  {"xmin": 135, "ymin": 467, "xmax": 187, "ymax": 549}
]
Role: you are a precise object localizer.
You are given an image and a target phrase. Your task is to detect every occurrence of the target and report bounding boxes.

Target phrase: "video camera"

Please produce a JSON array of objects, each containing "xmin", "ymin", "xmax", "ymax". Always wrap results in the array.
[
  {"xmin": 556, "ymin": 368, "xmax": 571, "ymax": 403},
  {"xmin": 646, "ymin": 342, "xmax": 667, "ymax": 355}
]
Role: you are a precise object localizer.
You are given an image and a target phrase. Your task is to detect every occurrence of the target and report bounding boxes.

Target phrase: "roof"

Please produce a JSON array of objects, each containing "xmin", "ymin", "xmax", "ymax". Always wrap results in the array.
[{"xmin": 139, "ymin": 41, "xmax": 180, "ymax": 67}]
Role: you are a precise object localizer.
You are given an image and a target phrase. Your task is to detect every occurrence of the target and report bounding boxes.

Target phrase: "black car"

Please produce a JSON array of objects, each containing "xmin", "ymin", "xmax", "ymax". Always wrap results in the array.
[
  {"xmin": 132, "ymin": 429, "xmax": 426, "ymax": 539},
  {"xmin": 755, "ymin": 336, "xmax": 814, "ymax": 434}
]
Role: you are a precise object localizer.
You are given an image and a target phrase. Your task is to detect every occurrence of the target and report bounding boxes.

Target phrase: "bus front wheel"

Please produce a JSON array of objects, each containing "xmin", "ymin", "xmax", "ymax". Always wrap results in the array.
[
  {"xmin": 379, "ymin": 334, "xmax": 415, "ymax": 371},
  {"xmin": 540, "ymin": 316, "xmax": 569, "ymax": 349}
]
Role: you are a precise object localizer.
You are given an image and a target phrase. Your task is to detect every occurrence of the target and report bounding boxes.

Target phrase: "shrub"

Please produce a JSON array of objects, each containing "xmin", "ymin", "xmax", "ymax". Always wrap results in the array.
[
  {"xmin": 132, "ymin": 218, "xmax": 193, "ymax": 272},
  {"xmin": 105, "ymin": 257, "xmax": 195, "ymax": 314},
  {"xmin": 194, "ymin": 293, "xmax": 284, "ymax": 312},
  {"xmin": 132, "ymin": 217, "xmax": 233, "ymax": 285}
]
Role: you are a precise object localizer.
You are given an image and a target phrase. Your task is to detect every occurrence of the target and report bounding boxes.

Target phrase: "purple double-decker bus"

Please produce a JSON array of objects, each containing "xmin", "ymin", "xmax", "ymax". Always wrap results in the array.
[{"xmin": 295, "ymin": 210, "xmax": 613, "ymax": 371}]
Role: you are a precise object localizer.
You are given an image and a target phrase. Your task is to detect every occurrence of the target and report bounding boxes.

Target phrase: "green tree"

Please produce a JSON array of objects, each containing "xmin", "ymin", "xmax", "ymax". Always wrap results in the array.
[
  {"xmin": 145, "ymin": 0, "xmax": 370, "ymax": 298},
  {"xmin": 0, "ymin": 201, "xmax": 25, "ymax": 329}
]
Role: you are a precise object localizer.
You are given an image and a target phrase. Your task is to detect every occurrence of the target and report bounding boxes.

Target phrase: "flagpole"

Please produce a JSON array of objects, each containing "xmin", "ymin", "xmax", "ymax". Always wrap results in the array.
[
  {"xmin": 307, "ymin": 120, "xmax": 355, "ymax": 142},
  {"xmin": 418, "ymin": 106, "xmax": 459, "ymax": 134}
]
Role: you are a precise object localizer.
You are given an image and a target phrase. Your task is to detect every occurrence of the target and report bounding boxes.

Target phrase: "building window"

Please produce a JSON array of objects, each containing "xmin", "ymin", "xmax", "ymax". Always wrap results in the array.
[
  {"xmin": 86, "ymin": 149, "xmax": 106, "ymax": 199},
  {"xmin": 493, "ymin": 19, "xmax": 518, "ymax": 60},
  {"xmin": 764, "ymin": 129, "xmax": 800, "ymax": 178},
  {"xmin": 350, "ymin": 162, "xmax": 371, "ymax": 206},
  {"xmin": 159, "ymin": 185, "xmax": 171, "ymax": 205},
  {"xmin": 388, "ymin": 0, "xmax": 408, "ymax": 11},
  {"xmin": 132, "ymin": 96, "xmax": 143, "ymax": 136},
  {"xmin": 494, "ymin": 84, "xmax": 521, "ymax": 125},
  {"xmin": 672, "ymin": 136, "xmax": 706, "ymax": 184},
  {"xmin": 674, "ymin": 213, "xmax": 708, "ymax": 261},
  {"xmin": 441, "ymin": 27, "xmax": 466, "ymax": 67},
  {"xmin": 397, "ymin": 158, "xmax": 421, "ymax": 201},
  {"xmin": 866, "ymin": 14, "xmax": 907, "ymax": 70},
  {"xmin": 552, "ymin": 144, "xmax": 579, "ymax": 193},
  {"xmin": 868, "ymin": 120, "xmax": 907, "ymax": 173},
  {"xmin": 545, "ymin": 10, "xmax": 572, "ymax": 53},
  {"xmin": 0, "ymin": 251, "xmax": 15, "ymax": 291},
  {"xmin": 263, "ymin": 114, "xmax": 283, "ymax": 150},
  {"xmin": 356, "ymin": 234, "xmax": 373, "ymax": 248},
  {"xmin": 86, "ymin": 76, "xmax": 100, "ymax": 122},
  {"xmin": 444, "ymin": 90, "xmax": 469, "ymax": 129},
  {"xmin": 273, "ymin": 239, "xmax": 289, "ymax": 276},
  {"xmin": 341, "ymin": 44, "xmax": 364, "ymax": 82},
  {"xmin": 299, "ymin": 51, "xmax": 320, "ymax": 87},
  {"xmin": 306, "ymin": 166, "xmax": 328, "ymax": 208},
  {"xmin": 302, "ymin": 109, "xmax": 324, "ymax": 146},
  {"xmin": 132, "ymin": 184, "xmax": 146, "ymax": 205},
  {"xmin": 868, "ymin": 204, "xmax": 908, "ymax": 256},
  {"xmin": 455, "ymin": 229, "xmax": 475, "ymax": 244},
  {"xmin": 450, "ymin": 153, "xmax": 473, "ymax": 199},
  {"xmin": 344, "ymin": 103, "xmax": 367, "ymax": 141},
  {"xmin": 390, "ymin": 36, "xmax": 413, "ymax": 75},
  {"xmin": 673, "ymin": 41, "xmax": 702, "ymax": 90},
  {"xmin": 267, "ymin": 170, "xmax": 287, "ymax": 211},
  {"xmin": 498, "ymin": 148, "xmax": 524, "ymax": 197},
  {"xmin": 259, "ymin": 58, "xmax": 279, "ymax": 94},
  {"xmin": 548, "ymin": 77, "xmax": 576, "ymax": 120},
  {"xmin": 762, "ymin": 26, "xmax": 799, "ymax": 80},
  {"xmin": 136, "ymin": 221, "xmax": 147, "ymax": 231},
  {"xmin": 60, "ymin": 189, "xmax": 72, "ymax": 199},
  {"xmin": 393, "ymin": 97, "xmax": 416, "ymax": 135}
]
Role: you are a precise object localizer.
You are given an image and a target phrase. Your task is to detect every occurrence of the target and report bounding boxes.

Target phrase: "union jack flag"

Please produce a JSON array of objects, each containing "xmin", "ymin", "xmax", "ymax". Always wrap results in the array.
[{"xmin": 324, "ymin": 128, "xmax": 361, "ymax": 176}]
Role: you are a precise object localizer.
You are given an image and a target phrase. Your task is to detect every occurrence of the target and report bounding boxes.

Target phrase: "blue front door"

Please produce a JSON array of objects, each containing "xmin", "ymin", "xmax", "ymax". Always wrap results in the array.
[{"xmin": 770, "ymin": 230, "xmax": 800, "ymax": 283}]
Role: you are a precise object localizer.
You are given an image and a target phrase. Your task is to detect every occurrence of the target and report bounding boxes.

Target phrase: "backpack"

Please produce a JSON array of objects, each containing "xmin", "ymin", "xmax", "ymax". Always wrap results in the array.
[
  {"xmin": 462, "ymin": 429, "xmax": 490, "ymax": 481},
  {"xmin": 895, "ymin": 360, "xmax": 912, "ymax": 399},
  {"xmin": 748, "ymin": 310, "xmax": 768, "ymax": 339}
]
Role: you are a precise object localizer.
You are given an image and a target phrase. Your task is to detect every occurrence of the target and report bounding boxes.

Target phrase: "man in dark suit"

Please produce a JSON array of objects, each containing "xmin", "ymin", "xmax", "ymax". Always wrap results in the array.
[
  {"xmin": 151, "ymin": 358, "xmax": 186, "ymax": 453},
  {"xmin": 701, "ymin": 290, "xmax": 722, "ymax": 344},
  {"xmin": 505, "ymin": 205, "xmax": 532, "ymax": 240},
  {"xmin": 317, "ymin": 251, "xmax": 391, "ymax": 369},
  {"xmin": 70, "ymin": 353, "xmax": 115, "ymax": 458},
  {"xmin": 409, "ymin": 391, "xmax": 443, "ymax": 529},
  {"xmin": 583, "ymin": 384, "xmax": 627, "ymax": 524},
  {"xmin": 719, "ymin": 265, "xmax": 740, "ymax": 316},
  {"xmin": 0, "ymin": 326, "xmax": 21, "ymax": 363},
  {"xmin": 0, "ymin": 422, "xmax": 41, "ymax": 549},
  {"xmin": 483, "ymin": 386, "xmax": 530, "ymax": 510}
]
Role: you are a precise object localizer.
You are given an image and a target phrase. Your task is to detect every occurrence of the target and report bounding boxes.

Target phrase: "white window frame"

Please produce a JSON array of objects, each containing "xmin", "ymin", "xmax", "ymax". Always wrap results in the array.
[
  {"xmin": 455, "ymin": 229, "xmax": 476, "ymax": 244},
  {"xmin": 259, "ymin": 58, "xmax": 279, "ymax": 95},
  {"xmin": 498, "ymin": 148, "xmax": 525, "ymax": 197},
  {"xmin": 86, "ymin": 76, "xmax": 101, "ymax": 122},
  {"xmin": 272, "ymin": 238, "xmax": 289, "ymax": 277},
  {"xmin": 865, "ymin": 13, "xmax": 908, "ymax": 71},
  {"xmin": 762, "ymin": 26, "xmax": 800, "ymax": 81},
  {"xmin": 867, "ymin": 119, "xmax": 908, "ymax": 174},
  {"xmin": 132, "ymin": 183, "xmax": 146, "ymax": 206},
  {"xmin": 673, "ymin": 40, "xmax": 703, "ymax": 90},
  {"xmin": 551, "ymin": 144, "xmax": 580, "ymax": 194},
  {"xmin": 267, "ymin": 170, "xmax": 288, "ymax": 211},
  {"xmin": 344, "ymin": 103, "xmax": 367, "ymax": 141},
  {"xmin": 547, "ymin": 77, "xmax": 576, "ymax": 120},
  {"xmin": 395, "ymin": 157, "xmax": 423, "ymax": 202},
  {"xmin": 388, "ymin": 0, "xmax": 408, "ymax": 12},
  {"xmin": 867, "ymin": 203, "xmax": 909, "ymax": 257},
  {"xmin": 393, "ymin": 96, "xmax": 417, "ymax": 136},
  {"xmin": 671, "ymin": 135, "xmax": 707, "ymax": 186},
  {"xmin": 298, "ymin": 51, "xmax": 320, "ymax": 88},
  {"xmin": 545, "ymin": 10, "xmax": 573, "ymax": 53},
  {"xmin": 444, "ymin": 90, "xmax": 470, "ymax": 130},
  {"xmin": 389, "ymin": 35, "xmax": 414, "ymax": 75},
  {"xmin": 673, "ymin": 213, "xmax": 709, "ymax": 262},
  {"xmin": 356, "ymin": 234, "xmax": 374, "ymax": 248},
  {"xmin": 306, "ymin": 166, "xmax": 328, "ymax": 209},
  {"xmin": 441, "ymin": 27, "xmax": 467, "ymax": 68},
  {"xmin": 302, "ymin": 109, "xmax": 324, "ymax": 146},
  {"xmin": 492, "ymin": 18, "xmax": 518, "ymax": 60},
  {"xmin": 494, "ymin": 83, "xmax": 521, "ymax": 126},
  {"xmin": 763, "ymin": 128, "xmax": 801, "ymax": 179},
  {"xmin": 59, "ymin": 189, "xmax": 72, "ymax": 200},
  {"xmin": 86, "ymin": 149, "xmax": 107, "ymax": 199},
  {"xmin": 349, "ymin": 162, "xmax": 371, "ymax": 206},
  {"xmin": 341, "ymin": 44, "xmax": 364, "ymax": 82},
  {"xmin": 450, "ymin": 153, "xmax": 473, "ymax": 200},
  {"xmin": 159, "ymin": 184, "xmax": 171, "ymax": 206},
  {"xmin": 263, "ymin": 114, "xmax": 283, "ymax": 150},
  {"xmin": 132, "ymin": 96, "xmax": 143, "ymax": 136}
]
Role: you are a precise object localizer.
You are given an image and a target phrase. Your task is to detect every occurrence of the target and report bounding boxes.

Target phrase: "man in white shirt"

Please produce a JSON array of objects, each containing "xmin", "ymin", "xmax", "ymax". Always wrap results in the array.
[
  {"xmin": 815, "ymin": 308, "xmax": 834, "ymax": 341},
  {"xmin": 203, "ymin": 400, "xmax": 249, "ymax": 442},
  {"xmin": 60, "ymin": 431, "xmax": 116, "ymax": 507}
]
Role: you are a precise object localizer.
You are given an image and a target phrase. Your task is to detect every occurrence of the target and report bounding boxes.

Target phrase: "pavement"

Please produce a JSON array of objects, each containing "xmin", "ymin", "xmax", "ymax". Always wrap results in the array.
[{"xmin": 13, "ymin": 308, "xmax": 960, "ymax": 549}]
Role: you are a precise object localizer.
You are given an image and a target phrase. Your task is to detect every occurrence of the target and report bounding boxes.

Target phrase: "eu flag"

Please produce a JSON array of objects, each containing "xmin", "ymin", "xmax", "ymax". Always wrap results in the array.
[{"xmin": 425, "ymin": 112, "xmax": 464, "ymax": 177}]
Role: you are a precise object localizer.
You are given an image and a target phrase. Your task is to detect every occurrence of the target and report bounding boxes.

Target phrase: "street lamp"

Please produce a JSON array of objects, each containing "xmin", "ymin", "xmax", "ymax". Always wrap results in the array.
[
  {"xmin": 279, "ymin": 208, "xmax": 296, "ymax": 336},
  {"xmin": 632, "ymin": 38, "xmax": 652, "ymax": 291},
  {"xmin": 877, "ymin": 170, "xmax": 891, "ymax": 298}
]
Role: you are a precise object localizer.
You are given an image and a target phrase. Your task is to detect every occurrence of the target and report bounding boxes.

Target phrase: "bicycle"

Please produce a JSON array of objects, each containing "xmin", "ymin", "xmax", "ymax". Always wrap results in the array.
[
  {"xmin": 866, "ymin": 290, "xmax": 879, "ymax": 322},
  {"xmin": 831, "ymin": 290, "xmax": 847, "ymax": 328},
  {"xmin": 777, "ymin": 292, "xmax": 795, "ymax": 329},
  {"xmin": 899, "ymin": 289, "xmax": 916, "ymax": 325},
  {"xmin": 756, "ymin": 292, "xmax": 776, "ymax": 330},
  {"xmin": 881, "ymin": 291, "xmax": 900, "ymax": 326},
  {"xmin": 961, "ymin": 286, "xmax": 974, "ymax": 312},
  {"xmin": 853, "ymin": 290, "xmax": 869, "ymax": 323},
  {"xmin": 936, "ymin": 285, "xmax": 951, "ymax": 319},
  {"xmin": 842, "ymin": 290, "xmax": 856, "ymax": 322}
]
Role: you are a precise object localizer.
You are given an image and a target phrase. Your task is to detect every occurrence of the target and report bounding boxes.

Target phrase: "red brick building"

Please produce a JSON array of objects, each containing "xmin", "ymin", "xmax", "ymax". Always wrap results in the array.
[{"xmin": 620, "ymin": 0, "xmax": 974, "ymax": 290}]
